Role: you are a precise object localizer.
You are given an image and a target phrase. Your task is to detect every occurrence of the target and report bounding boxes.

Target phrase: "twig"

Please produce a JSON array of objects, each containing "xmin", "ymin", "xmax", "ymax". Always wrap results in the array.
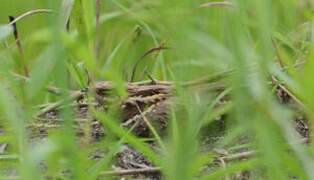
[
  {"xmin": 11, "ymin": 72, "xmax": 28, "ymax": 81},
  {"xmin": 9, "ymin": 16, "xmax": 29, "ymax": 77},
  {"xmin": 199, "ymin": 2, "xmax": 233, "ymax": 8},
  {"xmin": 213, "ymin": 148, "xmax": 229, "ymax": 156},
  {"xmin": 35, "ymin": 90, "xmax": 84, "ymax": 117},
  {"xmin": 85, "ymin": 68, "xmax": 92, "ymax": 86},
  {"xmin": 99, "ymin": 167, "xmax": 161, "ymax": 176},
  {"xmin": 145, "ymin": 69, "xmax": 157, "ymax": 84},
  {"xmin": 271, "ymin": 76, "xmax": 306, "ymax": 110},
  {"xmin": 130, "ymin": 46, "xmax": 170, "ymax": 82},
  {"xmin": 223, "ymin": 151, "xmax": 256, "ymax": 161},
  {"xmin": 8, "ymin": 9, "xmax": 53, "ymax": 26},
  {"xmin": 137, "ymin": 67, "xmax": 147, "ymax": 81},
  {"xmin": 0, "ymin": 154, "xmax": 19, "ymax": 160},
  {"xmin": 134, "ymin": 103, "xmax": 166, "ymax": 151},
  {"xmin": 36, "ymin": 117, "xmax": 90, "ymax": 123},
  {"xmin": 99, "ymin": 151, "xmax": 254, "ymax": 177},
  {"xmin": 122, "ymin": 103, "xmax": 159, "ymax": 127},
  {"xmin": 46, "ymin": 86, "xmax": 62, "ymax": 95},
  {"xmin": 30, "ymin": 124, "xmax": 61, "ymax": 129}
]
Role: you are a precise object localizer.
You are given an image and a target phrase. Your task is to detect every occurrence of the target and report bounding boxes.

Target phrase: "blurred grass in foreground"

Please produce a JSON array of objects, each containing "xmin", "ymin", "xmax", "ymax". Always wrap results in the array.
[{"xmin": 1, "ymin": 0, "xmax": 314, "ymax": 179}]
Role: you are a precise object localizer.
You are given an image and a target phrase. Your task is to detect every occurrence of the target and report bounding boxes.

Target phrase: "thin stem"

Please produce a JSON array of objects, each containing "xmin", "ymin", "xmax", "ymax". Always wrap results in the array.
[
  {"xmin": 271, "ymin": 37, "xmax": 285, "ymax": 68},
  {"xmin": 8, "ymin": 9, "xmax": 53, "ymax": 26},
  {"xmin": 9, "ymin": 15, "xmax": 29, "ymax": 77},
  {"xmin": 199, "ymin": 2, "xmax": 233, "ymax": 8},
  {"xmin": 94, "ymin": 0, "xmax": 101, "ymax": 60},
  {"xmin": 100, "ymin": 167, "xmax": 161, "ymax": 176},
  {"xmin": 134, "ymin": 103, "xmax": 167, "ymax": 152},
  {"xmin": 130, "ymin": 46, "xmax": 170, "ymax": 82},
  {"xmin": 272, "ymin": 76, "xmax": 306, "ymax": 110}
]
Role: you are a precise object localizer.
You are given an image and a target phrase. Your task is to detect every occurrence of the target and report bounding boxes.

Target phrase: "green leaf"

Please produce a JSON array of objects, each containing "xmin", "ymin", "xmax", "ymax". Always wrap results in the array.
[
  {"xmin": 99, "ymin": 11, "xmax": 123, "ymax": 24},
  {"xmin": 95, "ymin": 112, "xmax": 163, "ymax": 166},
  {"xmin": 60, "ymin": 0, "xmax": 75, "ymax": 27},
  {"xmin": 88, "ymin": 121, "xmax": 139, "ymax": 179},
  {"xmin": 26, "ymin": 46, "xmax": 60, "ymax": 100},
  {"xmin": 72, "ymin": 0, "xmax": 95, "ymax": 38},
  {"xmin": 67, "ymin": 61, "xmax": 87, "ymax": 88},
  {"xmin": 71, "ymin": 0, "xmax": 95, "ymax": 71}
]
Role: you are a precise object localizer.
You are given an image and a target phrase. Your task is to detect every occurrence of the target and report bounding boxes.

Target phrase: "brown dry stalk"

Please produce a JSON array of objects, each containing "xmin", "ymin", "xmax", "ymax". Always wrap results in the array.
[
  {"xmin": 8, "ymin": 9, "xmax": 53, "ymax": 26},
  {"xmin": 0, "ymin": 154, "xmax": 19, "ymax": 160},
  {"xmin": 9, "ymin": 16, "xmax": 29, "ymax": 77},
  {"xmin": 5, "ymin": 9, "xmax": 52, "ymax": 78},
  {"xmin": 223, "ymin": 151, "xmax": 256, "ymax": 161},
  {"xmin": 271, "ymin": 38, "xmax": 285, "ymax": 68},
  {"xmin": 271, "ymin": 76, "xmax": 306, "ymax": 110},
  {"xmin": 199, "ymin": 2, "xmax": 233, "ymax": 8},
  {"xmin": 35, "ymin": 90, "xmax": 84, "ymax": 117},
  {"xmin": 130, "ymin": 46, "xmax": 170, "ymax": 82},
  {"xmin": 0, "ymin": 168, "xmax": 161, "ymax": 179},
  {"xmin": 145, "ymin": 69, "xmax": 157, "ymax": 84},
  {"xmin": 99, "ymin": 167, "xmax": 162, "ymax": 176},
  {"xmin": 134, "ymin": 103, "xmax": 166, "ymax": 151},
  {"xmin": 122, "ymin": 103, "xmax": 159, "ymax": 127},
  {"xmin": 98, "ymin": 150, "xmax": 255, "ymax": 176}
]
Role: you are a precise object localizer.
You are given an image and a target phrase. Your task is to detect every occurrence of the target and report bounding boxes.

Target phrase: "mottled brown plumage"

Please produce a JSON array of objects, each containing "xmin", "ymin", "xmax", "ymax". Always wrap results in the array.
[
  {"xmin": 95, "ymin": 81, "xmax": 173, "ymax": 137},
  {"xmin": 33, "ymin": 81, "xmax": 174, "ymax": 139}
]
